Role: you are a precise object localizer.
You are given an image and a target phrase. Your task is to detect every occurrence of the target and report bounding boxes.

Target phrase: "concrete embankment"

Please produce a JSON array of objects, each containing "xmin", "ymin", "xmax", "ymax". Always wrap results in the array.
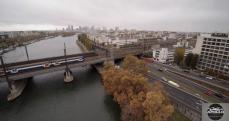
[{"xmin": 93, "ymin": 65, "xmax": 103, "ymax": 75}]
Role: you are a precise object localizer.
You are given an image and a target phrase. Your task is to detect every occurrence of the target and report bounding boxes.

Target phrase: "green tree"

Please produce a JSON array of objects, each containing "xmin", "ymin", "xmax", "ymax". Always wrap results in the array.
[
  {"xmin": 190, "ymin": 54, "xmax": 198, "ymax": 69},
  {"xmin": 78, "ymin": 33, "xmax": 93, "ymax": 50},
  {"xmin": 184, "ymin": 53, "xmax": 193, "ymax": 67},
  {"xmin": 174, "ymin": 47, "xmax": 185, "ymax": 66}
]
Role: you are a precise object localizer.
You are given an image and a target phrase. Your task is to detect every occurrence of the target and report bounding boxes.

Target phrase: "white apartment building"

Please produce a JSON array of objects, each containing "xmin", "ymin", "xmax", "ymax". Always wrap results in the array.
[
  {"xmin": 152, "ymin": 48, "xmax": 172, "ymax": 63},
  {"xmin": 193, "ymin": 33, "xmax": 229, "ymax": 74},
  {"xmin": 152, "ymin": 47, "xmax": 192, "ymax": 64}
]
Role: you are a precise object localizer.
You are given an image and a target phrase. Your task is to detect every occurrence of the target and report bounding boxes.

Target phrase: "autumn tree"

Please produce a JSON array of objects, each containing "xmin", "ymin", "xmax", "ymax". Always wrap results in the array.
[
  {"xmin": 143, "ymin": 82, "xmax": 174, "ymax": 121},
  {"xmin": 102, "ymin": 63, "xmax": 149, "ymax": 121},
  {"xmin": 101, "ymin": 55, "xmax": 174, "ymax": 121},
  {"xmin": 122, "ymin": 55, "xmax": 148, "ymax": 74}
]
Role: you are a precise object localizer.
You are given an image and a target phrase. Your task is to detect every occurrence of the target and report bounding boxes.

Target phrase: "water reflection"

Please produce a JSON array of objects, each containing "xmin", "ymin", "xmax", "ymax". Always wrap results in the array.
[
  {"xmin": 0, "ymin": 67, "xmax": 121, "ymax": 121},
  {"xmin": 104, "ymin": 95, "xmax": 121, "ymax": 121},
  {"xmin": 3, "ymin": 35, "xmax": 81, "ymax": 63}
]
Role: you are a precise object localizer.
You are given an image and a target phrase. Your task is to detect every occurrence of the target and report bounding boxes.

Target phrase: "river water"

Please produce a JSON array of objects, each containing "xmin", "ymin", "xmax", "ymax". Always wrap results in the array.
[{"xmin": 0, "ymin": 35, "xmax": 120, "ymax": 121}]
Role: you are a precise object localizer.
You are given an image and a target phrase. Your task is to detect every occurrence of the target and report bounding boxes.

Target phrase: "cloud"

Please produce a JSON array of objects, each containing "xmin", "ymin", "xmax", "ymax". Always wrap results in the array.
[{"xmin": 0, "ymin": 0, "xmax": 229, "ymax": 32}]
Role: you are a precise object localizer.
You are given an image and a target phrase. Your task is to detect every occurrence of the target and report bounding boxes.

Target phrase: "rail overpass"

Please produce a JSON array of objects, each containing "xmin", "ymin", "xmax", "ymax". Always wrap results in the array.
[
  {"xmin": 0, "ymin": 40, "xmax": 145, "ymax": 100},
  {"xmin": 0, "ymin": 46, "xmax": 144, "ymax": 80}
]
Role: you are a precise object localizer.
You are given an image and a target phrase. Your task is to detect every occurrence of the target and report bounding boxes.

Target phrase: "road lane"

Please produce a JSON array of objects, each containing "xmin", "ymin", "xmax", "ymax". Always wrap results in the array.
[{"xmin": 147, "ymin": 63, "xmax": 229, "ymax": 102}]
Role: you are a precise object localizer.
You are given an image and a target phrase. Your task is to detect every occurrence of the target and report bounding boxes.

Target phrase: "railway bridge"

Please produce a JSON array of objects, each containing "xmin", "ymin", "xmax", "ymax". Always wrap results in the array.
[{"xmin": 0, "ymin": 40, "xmax": 145, "ymax": 100}]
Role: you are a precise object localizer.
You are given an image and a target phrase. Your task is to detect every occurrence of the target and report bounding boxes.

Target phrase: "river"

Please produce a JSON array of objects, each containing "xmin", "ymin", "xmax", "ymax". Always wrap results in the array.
[{"xmin": 0, "ymin": 35, "xmax": 121, "ymax": 121}]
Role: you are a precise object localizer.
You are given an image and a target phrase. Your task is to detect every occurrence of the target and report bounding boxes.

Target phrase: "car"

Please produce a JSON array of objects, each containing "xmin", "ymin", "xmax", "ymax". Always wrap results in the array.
[
  {"xmin": 161, "ymin": 77, "xmax": 168, "ymax": 82},
  {"xmin": 195, "ymin": 93, "xmax": 201, "ymax": 98},
  {"xmin": 206, "ymin": 76, "xmax": 214, "ymax": 80},
  {"xmin": 158, "ymin": 68, "xmax": 163, "ymax": 72},
  {"xmin": 204, "ymin": 90, "xmax": 213, "ymax": 96},
  {"xmin": 183, "ymin": 69, "xmax": 190, "ymax": 73},
  {"xmin": 214, "ymin": 93, "xmax": 224, "ymax": 98}
]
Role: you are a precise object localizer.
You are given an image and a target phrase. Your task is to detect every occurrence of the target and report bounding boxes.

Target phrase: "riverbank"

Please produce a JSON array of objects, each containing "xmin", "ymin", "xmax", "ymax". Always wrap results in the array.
[
  {"xmin": 76, "ymin": 40, "xmax": 89, "ymax": 53},
  {"xmin": 0, "ymin": 35, "xmax": 57, "ymax": 55}
]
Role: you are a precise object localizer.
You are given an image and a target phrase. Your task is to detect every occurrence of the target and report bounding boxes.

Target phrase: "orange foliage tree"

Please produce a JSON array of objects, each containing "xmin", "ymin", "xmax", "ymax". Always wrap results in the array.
[{"xmin": 101, "ymin": 55, "xmax": 174, "ymax": 121}]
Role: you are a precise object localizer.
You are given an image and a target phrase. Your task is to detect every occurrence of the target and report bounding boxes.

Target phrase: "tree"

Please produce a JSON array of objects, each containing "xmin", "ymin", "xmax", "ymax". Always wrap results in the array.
[
  {"xmin": 184, "ymin": 53, "xmax": 193, "ymax": 67},
  {"xmin": 174, "ymin": 47, "xmax": 185, "ymax": 66},
  {"xmin": 190, "ymin": 54, "xmax": 198, "ymax": 69},
  {"xmin": 122, "ymin": 55, "xmax": 148, "ymax": 74},
  {"xmin": 184, "ymin": 53, "xmax": 198, "ymax": 69},
  {"xmin": 143, "ymin": 51, "xmax": 153, "ymax": 58},
  {"xmin": 101, "ymin": 56, "xmax": 174, "ymax": 121},
  {"xmin": 143, "ymin": 82, "xmax": 174, "ymax": 121},
  {"xmin": 78, "ymin": 33, "xmax": 93, "ymax": 50}
]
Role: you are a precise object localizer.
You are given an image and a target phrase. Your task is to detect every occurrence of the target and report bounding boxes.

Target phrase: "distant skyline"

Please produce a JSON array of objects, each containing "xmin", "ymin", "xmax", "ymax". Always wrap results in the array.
[{"xmin": 0, "ymin": 0, "xmax": 229, "ymax": 32}]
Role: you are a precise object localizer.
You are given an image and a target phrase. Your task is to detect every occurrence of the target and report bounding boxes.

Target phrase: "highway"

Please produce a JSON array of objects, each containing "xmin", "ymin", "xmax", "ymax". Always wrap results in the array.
[
  {"xmin": 145, "ymin": 72, "xmax": 204, "ymax": 113},
  {"xmin": 147, "ymin": 63, "xmax": 229, "ymax": 103},
  {"xmin": 155, "ymin": 62, "xmax": 229, "ymax": 91}
]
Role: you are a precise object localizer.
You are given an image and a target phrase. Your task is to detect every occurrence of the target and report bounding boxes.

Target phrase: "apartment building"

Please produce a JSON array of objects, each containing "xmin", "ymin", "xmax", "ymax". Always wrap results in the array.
[
  {"xmin": 193, "ymin": 33, "xmax": 229, "ymax": 74},
  {"xmin": 152, "ymin": 48, "xmax": 168, "ymax": 63}
]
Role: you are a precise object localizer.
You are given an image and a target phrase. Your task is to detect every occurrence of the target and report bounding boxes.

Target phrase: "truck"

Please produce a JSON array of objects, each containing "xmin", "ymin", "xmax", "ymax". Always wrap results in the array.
[{"xmin": 168, "ymin": 81, "xmax": 180, "ymax": 88}]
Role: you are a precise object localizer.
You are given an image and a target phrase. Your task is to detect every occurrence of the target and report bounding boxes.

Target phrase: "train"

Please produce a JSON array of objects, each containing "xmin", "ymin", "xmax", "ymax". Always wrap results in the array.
[{"xmin": 4, "ymin": 56, "xmax": 85, "ymax": 75}]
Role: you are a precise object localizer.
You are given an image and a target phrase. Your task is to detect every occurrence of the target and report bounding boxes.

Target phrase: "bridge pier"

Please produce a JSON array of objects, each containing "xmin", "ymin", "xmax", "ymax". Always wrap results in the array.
[
  {"xmin": 7, "ymin": 79, "xmax": 28, "ymax": 101},
  {"xmin": 64, "ymin": 68, "xmax": 74, "ymax": 83}
]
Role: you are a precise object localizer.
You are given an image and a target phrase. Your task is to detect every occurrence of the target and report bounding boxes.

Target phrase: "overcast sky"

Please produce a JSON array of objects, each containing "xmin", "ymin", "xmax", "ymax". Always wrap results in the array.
[{"xmin": 0, "ymin": 0, "xmax": 229, "ymax": 32}]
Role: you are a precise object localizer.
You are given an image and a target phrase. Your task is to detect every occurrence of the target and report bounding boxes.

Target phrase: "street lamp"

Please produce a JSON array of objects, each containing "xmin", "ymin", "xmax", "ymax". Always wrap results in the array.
[{"xmin": 0, "ymin": 55, "xmax": 12, "ymax": 89}]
